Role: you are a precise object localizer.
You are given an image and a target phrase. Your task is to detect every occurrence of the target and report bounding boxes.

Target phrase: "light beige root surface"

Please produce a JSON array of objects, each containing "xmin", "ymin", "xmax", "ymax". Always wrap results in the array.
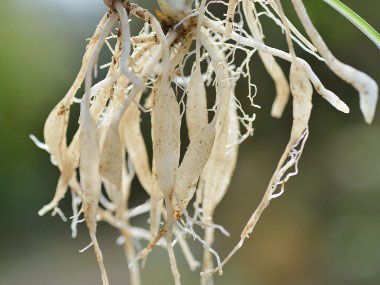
[{"xmin": 34, "ymin": 1, "xmax": 378, "ymax": 284}]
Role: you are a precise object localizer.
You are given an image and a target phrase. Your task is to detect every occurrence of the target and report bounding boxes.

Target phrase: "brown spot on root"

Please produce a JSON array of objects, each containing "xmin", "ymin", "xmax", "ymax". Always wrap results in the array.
[
  {"xmin": 174, "ymin": 210, "xmax": 182, "ymax": 219},
  {"xmin": 57, "ymin": 104, "xmax": 66, "ymax": 116},
  {"xmin": 155, "ymin": 10, "xmax": 178, "ymax": 35},
  {"xmin": 124, "ymin": 2, "xmax": 148, "ymax": 22},
  {"xmin": 146, "ymin": 225, "xmax": 168, "ymax": 251}
]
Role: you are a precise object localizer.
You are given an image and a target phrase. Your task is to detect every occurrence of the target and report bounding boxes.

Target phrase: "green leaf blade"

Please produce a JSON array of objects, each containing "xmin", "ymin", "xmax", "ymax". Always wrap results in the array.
[{"xmin": 323, "ymin": 0, "xmax": 380, "ymax": 50}]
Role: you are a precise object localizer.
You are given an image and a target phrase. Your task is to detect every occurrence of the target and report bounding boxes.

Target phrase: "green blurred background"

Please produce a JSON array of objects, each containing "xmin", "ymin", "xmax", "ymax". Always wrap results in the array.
[{"xmin": 0, "ymin": 0, "xmax": 379, "ymax": 284}]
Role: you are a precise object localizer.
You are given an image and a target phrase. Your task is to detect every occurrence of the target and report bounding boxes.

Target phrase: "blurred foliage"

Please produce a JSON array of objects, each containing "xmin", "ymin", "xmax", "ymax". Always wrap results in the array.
[{"xmin": 0, "ymin": 0, "xmax": 379, "ymax": 284}]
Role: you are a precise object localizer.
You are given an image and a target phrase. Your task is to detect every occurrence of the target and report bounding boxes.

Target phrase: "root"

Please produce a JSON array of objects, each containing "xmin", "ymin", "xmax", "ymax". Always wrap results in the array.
[
  {"xmin": 121, "ymin": 229, "xmax": 141, "ymax": 285},
  {"xmin": 201, "ymin": 129, "xmax": 309, "ymax": 277},
  {"xmin": 90, "ymin": 232, "xmax": 110, "ymax": 285},
  {"xmin": 292, "ymin": 0, "xmax": 378, "ymax": 123},
  {"xmin": 36, "ymin": 1, "xmax": 378, "ymax": 284}
]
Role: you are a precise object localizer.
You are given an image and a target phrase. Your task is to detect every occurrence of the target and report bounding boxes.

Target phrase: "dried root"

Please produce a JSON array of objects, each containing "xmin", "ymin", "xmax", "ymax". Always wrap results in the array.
[{"xmin": 34, "ymin": 0, "xmax": 378, "ymax": 284}]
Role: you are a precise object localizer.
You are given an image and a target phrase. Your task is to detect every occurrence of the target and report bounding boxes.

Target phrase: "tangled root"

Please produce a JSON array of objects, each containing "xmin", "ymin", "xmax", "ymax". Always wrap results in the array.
[{"xmin": 33, "ymin": 1, "xmax": 378, "ymax": 284}]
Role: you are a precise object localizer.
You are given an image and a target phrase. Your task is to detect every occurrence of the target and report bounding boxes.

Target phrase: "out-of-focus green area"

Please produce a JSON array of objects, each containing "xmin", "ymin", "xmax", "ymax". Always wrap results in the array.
[{"xmin": 0, "ymin": 0, "xmax": 379, "ymax": 284}]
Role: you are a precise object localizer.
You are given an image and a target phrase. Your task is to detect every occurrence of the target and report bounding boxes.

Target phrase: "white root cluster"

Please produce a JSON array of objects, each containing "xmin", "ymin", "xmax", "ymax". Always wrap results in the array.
[{"xmin": 33, "ymin": 0, "xmax": 378, "ymax": 284}]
